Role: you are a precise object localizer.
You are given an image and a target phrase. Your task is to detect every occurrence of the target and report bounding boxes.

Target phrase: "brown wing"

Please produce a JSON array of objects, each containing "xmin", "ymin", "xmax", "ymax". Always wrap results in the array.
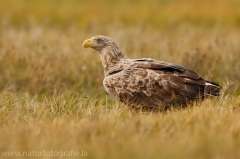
[{"xmin": 103, "ymin": 63, "xmax": 206, "ymax": 109}]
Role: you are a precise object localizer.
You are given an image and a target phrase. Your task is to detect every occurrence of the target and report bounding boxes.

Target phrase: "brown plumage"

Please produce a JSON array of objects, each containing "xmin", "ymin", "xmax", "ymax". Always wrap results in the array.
[{"xmin": 82, "ymin": 35, "xmax": 221, "ymax": 111}]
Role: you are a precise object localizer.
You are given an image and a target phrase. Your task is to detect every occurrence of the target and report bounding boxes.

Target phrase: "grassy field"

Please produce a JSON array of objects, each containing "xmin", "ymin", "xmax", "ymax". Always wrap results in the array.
[{"xmin": 0, "ymin": 0, "xmax": 240, "ymax": 158}]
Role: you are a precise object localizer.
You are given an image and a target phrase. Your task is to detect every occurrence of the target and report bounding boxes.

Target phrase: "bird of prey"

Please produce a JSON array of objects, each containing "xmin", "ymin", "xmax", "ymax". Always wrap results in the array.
[{"xmin": 82, "ymin": 35, "xmax": 221, "ymax": 111}]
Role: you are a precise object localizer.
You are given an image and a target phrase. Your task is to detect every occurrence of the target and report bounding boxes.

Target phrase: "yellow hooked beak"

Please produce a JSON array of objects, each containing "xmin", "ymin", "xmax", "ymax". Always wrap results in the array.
[{"xmin": 82, "ymin": 39, "xmax": 99, "ymax": 48}]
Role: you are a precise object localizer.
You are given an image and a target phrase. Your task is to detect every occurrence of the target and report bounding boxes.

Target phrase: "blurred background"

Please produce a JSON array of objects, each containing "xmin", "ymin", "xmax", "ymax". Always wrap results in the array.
[
  {"xmin": 0, "ymin": 0, "xmax": 240, "ymax": 95},
  {"xmin": 1, "ymin": 0, "xmax": 240, "ymax": 28}
]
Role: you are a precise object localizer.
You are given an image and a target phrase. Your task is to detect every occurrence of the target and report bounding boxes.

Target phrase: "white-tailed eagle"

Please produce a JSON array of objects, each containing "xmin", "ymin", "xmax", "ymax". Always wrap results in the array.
[{"xmin": 82, "ymin": 35, "xmax": 221, "ymax": 111}]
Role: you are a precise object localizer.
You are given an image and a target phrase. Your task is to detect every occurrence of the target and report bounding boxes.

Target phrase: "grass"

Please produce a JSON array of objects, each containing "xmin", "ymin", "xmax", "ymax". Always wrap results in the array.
[
  {"xmin": 0, "ymin": 92, "xmax": 240, "ymax": 159},
  {"xmin": 0, "ymin": 0, "xmax": 240, "ymax": 158}
]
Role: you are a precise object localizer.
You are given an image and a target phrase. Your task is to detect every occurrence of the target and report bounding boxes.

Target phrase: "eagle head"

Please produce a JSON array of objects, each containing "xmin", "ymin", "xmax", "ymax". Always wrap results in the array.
[{"xmin": 82, "ymin": 35, "xmax": 119, "ymax": 52}]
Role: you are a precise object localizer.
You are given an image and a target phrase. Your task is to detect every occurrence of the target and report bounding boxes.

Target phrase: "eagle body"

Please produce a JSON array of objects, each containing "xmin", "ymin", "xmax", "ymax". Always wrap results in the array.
[{"xmin": 82, "ymin": 36, "xmax": 221, "ymax": 110}]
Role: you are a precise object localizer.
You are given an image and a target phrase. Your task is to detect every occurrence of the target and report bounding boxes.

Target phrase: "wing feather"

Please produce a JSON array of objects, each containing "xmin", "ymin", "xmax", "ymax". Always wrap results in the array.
[{"xmin": 103, "ymin": 66, "xmax": 206, "ymax": 108}]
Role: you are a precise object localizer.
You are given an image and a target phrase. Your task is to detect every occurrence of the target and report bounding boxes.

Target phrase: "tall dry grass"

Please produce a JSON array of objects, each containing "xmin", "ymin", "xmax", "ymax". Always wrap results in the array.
[{"xmin": 0, "ymin": 26, "xmax": 239, "ymax": 94}]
